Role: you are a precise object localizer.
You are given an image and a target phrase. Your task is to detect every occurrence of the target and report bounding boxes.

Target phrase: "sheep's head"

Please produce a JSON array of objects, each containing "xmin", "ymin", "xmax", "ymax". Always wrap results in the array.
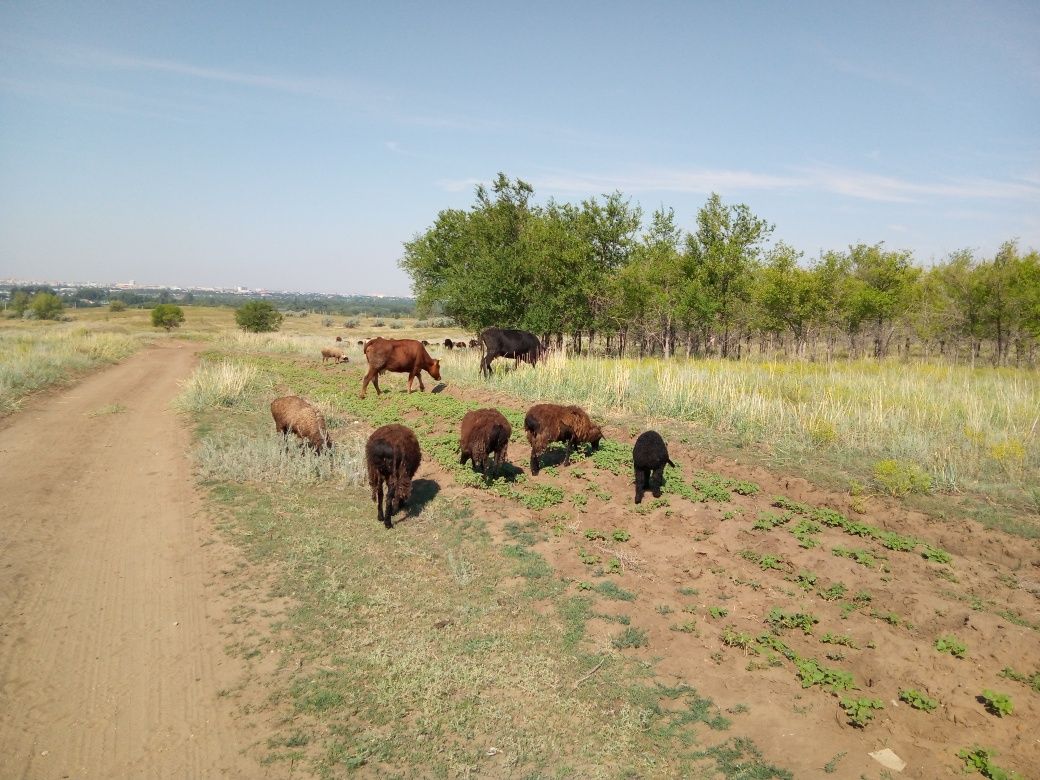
[
  {"xmin": 588, "ymin": 426, "xmax": 603, "ymax": 449},
  {"xmin": 429, "ymin": 359, "xmax": 442, "ymax": 380}
]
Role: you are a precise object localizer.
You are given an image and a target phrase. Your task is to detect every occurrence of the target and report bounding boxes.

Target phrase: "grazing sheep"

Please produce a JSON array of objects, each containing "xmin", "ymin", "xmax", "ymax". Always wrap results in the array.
[
  {"xmin": 421, "ymin": 339, "xmax": 430, "ymax": 345},
  {"xmin": 468, "ymin": 339, "xmax": 479, "ymax": 348},
  {"xmin": 454, "ymin": 341, "xmax": 467, "ymax": 348},
  {"xmin": 459, "ymin": 408, "xmax": 511, "ymax": 476},
  {"xmin": 632, "ymin": 430, "xmax": 675, "ymax": 504},
  {"xmin": 366, "ymin": 424, "xmax": 421, "ymax": 528},
  {"xmin": 270, "ymin": 396, "xmax": 332, "ymax": 452},
  {"xmin": 357, "ymin": 340, "xmax": 365, "ymax": 346},
  {"xmin": 335, "ymin": 336, "xmax": 343, "ymax": 342},
  {"xmin": 321, "ymin": 347, "xmax": 349, "ymax": 364},
  {"xmin": 524, "ymin": 403, "xmax": 602, "ymax": 476},
  {"xmin": 443, "ymin": 338, "xmax": 454, "ymax": 350}
]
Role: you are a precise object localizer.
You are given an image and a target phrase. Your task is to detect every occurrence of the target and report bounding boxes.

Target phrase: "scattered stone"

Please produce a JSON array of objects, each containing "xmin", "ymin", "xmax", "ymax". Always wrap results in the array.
[{"xmin": 869, "ymin": 748, "xmax": 906, "ymax": 772}]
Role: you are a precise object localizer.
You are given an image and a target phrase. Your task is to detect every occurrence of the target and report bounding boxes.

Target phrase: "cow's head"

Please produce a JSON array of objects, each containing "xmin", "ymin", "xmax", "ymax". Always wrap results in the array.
[{"xmin": 429, "ymin": 359, "xmax": 442, "ymax": 380}]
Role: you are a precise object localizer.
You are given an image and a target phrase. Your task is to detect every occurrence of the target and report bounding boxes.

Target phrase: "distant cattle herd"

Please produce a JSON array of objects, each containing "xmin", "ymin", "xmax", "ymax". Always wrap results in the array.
[{"xmin": 272, "ymin": 327, "xmax": 673, "ymax": 526}]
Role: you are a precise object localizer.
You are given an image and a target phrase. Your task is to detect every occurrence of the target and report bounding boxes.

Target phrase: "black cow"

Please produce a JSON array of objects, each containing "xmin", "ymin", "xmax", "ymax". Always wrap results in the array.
[{"xmin": 479, "ymin": 327, "xmax": 542, "ymax": 377}]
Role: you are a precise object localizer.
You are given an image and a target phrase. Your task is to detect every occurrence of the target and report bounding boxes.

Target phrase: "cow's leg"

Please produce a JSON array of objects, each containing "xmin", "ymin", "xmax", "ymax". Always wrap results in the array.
[
  {"xmin": 635, "ymin": 466, "xmax": 646, "ymax": 504},
  {"xmin": 417, "ymin": 371, "xmax": 426, "ymax": 392},
  {"xmin": 406, "ymin": 372, "xmax": 415, "ymax": 392},
  {"xmin": 372, "ymin": 371, "xmax": 382, "ymax": 395},
  {"xmin": 360, "ymin": 368, "xmax": 374, "ymax": 398}
]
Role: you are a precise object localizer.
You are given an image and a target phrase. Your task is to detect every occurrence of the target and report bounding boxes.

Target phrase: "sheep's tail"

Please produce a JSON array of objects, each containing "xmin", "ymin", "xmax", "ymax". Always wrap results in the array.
[{"xmin": 393, "ymin": 449, "xmax": 413, "ymax": 505}]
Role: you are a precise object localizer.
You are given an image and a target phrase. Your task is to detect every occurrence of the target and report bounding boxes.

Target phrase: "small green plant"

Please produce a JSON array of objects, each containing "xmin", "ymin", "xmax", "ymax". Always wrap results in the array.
[
  {"xmin": 795, "ymin": 571, "xmax": 818, "ymax": 591},
  {"xmin": 612, "ymin": 627, "xmax": 648, "ymax": 649},
  {"xmin": 720, "ymin": 626, "xmax": 757, "ymax": 653},
  {"xmin": 671, "ymin": 620, "xmax": 698, "ymax": 633},
  {"xmin": 655, "ymin": 604, "xmax": 674, "ymax": 615},
  {"xmin": 818, "ymin": 583, "xmax": 847, "ymax": 601},
  {"xmin": 822, "ymin": 752, "xmax": 847, "ymax": 774},
  {"xmin": 840, "ymin": 697, "xmax": 883, "ymax": 727},
  {"xmin": 766, "ymin": 608, "xmax": 819, "ymax": 635},
  {"xmin": 752, "ymin": 510, "xmax": 793, "ymax": 530},
  {"xmin": 980, "ymin": 690, "xmax": 1013, "ymax": 717},
  {"xmin": 677, "ymin": 586, "xmax": 699, "ymax": 596},
  {"xmin": 899, "ymin": 689, "xmax": 938, "ymax": 712},
  {"xmin": 606, "ymin": 558, "xmax": 623, "ymax": 575},
  {"xmin": 791, "ymin": 518, "xmax": 822, "ymax": 548},
  {"xmin": 999, "ymin": 666, "xmax": 1040, "ymax": 693},
  {"xmin": 594, "ymin": 582, "xmax": 636, "ymax": 601},
  {"xmin": 794, "ymin": 658, "xmax": 855, "ymax": 692},
  {"xmin": 935, "ymin": 636, "xmax": 967, "ymax": 658},
  {"xmin": 611, "ymin": 529, "xmax": 631, "ymax": 542},
  {"xmin": 708, "ymin": 606, "xmax": 729, "ymax": 619},
  {"xmin": 583, "ymin": 528, "xmax": 607, "ymax": 541},
  {"xmin": 831, "ymin": 546, "xmax": 877, "ymax": 567},
  {"xmin": 578, "ymin": 549, "xmax": 601, "ymax": 566},
  {"xmin": 820, "ymin": 633, "xmax": 858, "ymax": 648},
  {"xmin": 957, "ymin": 747, "xmax": 1023, "ymax": 780}
]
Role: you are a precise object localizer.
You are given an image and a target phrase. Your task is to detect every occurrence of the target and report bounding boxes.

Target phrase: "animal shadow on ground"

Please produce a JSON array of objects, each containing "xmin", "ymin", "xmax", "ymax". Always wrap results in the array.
[
  {"xmin": 401, "ymin": 479, "xmax": 441, "ymax": 520},
  {"xmin": 537, "ymin": 442, "xmax": 595, "ymax": 469},
  {"xmin": 431, "ymin": 383, "xmax": 447, "ymax": 394},
  {"xmin": 466, "ymin": 461, "xmax": 524, "ymax": 482}
]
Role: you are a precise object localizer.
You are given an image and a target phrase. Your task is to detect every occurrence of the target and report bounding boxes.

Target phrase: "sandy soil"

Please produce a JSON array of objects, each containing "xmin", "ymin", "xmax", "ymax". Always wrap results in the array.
[{"xmin": 0, "ymin": 342, "xmax": 258, "ymax": 779}]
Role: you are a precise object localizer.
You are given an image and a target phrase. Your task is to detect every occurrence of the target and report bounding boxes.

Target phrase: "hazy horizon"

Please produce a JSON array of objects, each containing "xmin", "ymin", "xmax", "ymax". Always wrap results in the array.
[{"xmin": 2, "ymin": 1, "xmax": 1038, "ymax": 296}]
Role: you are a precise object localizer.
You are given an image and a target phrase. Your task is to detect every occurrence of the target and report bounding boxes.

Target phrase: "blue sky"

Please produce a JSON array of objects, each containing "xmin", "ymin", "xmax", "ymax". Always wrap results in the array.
[{"xmin": 1, "ymin": 0, "xmax": 1038, "ymax": 295}]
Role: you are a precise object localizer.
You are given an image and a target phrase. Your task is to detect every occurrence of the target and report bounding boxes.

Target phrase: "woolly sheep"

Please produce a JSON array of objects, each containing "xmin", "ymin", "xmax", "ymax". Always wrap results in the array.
[{"xmin": 524, "ymin": 403, "xmax": 602, "ymax": 476}]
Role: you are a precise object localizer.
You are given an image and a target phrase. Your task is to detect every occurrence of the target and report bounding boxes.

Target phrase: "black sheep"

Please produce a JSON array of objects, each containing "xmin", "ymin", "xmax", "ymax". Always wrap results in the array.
[{"xmin": 632, "ymin": 430, "xmax": 674, "ymax": 504}]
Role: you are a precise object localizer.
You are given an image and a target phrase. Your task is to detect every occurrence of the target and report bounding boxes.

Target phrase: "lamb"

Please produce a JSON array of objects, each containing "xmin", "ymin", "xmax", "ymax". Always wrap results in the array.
[
  {"xmin": 366, "ymin": 424, "xmax": 422, "ymax": 529},
  {"xmin": 632, "ymin": 430, "xmax": 675, "ymax": 504},
  {"xmin": 443, "ymin": 338, "xmax": 454, "ymax": 350},
  {"xmin": 459, "ymin": 408, "xmax": 511, "ymax": 476},
  {"xmin": 321, "ymin": 347, "xmax": 349, "ymax": 364},
  {"xmin": 270, "ymin": 396, "xmax": 332, "ymax": 452},
  {"xmin": 524, "ymin": 403, "xmax": 602, "ymax": 476}
]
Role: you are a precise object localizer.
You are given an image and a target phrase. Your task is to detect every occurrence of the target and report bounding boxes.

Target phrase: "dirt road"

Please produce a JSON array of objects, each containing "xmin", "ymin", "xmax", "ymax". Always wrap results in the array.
[{"xmin": 0, "ymin": 342, "xmax": 255, "ymax": 779}]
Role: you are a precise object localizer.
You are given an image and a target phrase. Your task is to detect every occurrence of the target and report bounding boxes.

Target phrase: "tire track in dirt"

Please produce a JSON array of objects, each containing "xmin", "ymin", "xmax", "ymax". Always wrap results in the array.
[{"xmin": 0, "ymin": 342, "xmax": 258, "ymax": 779}]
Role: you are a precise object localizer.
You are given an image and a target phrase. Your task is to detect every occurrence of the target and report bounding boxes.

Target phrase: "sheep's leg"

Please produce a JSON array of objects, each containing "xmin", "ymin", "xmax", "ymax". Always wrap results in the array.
[
  {"xmin": 460, "ymin": 449, "xmax": 469, "ymax": 466},
  {"xmin": 563, "ymin": 438, "xmax": 574, "ymax": 466},
  {"xmin": 530, "ymin": 448, "xmax": 540, "ymax": 476},
  {"xmin": 376, "ymin": 479, "xmax": 385, "ymax": 525},
  {"xmin": 384, "ymin": 482, "xmax": 395, "ymax": 529},
  {"xmin": 652, "ymin": 466, "xmax": 665, "ymax": 498},
  {"xmin": 634, "ymin": 466, "xmax": 646, "ymax": 504}
]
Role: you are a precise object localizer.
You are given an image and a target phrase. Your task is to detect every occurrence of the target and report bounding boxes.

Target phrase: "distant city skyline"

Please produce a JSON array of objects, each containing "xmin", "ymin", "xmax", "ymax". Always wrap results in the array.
[{"xmin": 2, "ymin": 1, "xmax": 1038, "ymax": 295}]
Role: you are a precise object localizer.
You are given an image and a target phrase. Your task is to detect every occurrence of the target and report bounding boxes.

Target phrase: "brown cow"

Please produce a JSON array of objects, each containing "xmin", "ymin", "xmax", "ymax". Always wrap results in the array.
[{"xmin": 361, "ymin": 337, "xmax": 441, "ymax": 398}]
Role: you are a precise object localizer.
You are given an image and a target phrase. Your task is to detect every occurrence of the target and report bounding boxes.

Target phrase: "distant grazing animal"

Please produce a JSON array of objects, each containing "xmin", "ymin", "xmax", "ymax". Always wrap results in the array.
[
  {"xmin": 459, "ymin": 408, "xmax": 511, "ymax": 476},
  {"xmin": 421, "ymin": 339, "xmax": 430, "ymax": 345},
  {"xmin": 361, "ymin": 337, "xmax": 441, "ymax": 398},
  {"xmin": 270, "ymin": 396, "xmax": 332, "ymax": 453},
  {"xmin": 632, "ymin": 430, "xmax": 675, "ymax": 504},
  {"xmin": 455, "ymin": 341, "xmax": 467, "ymax": 348},
  {"xmin": 479, "ymin": 328, "xmax": 542, "ymax": 377},
  {"xmin": 366, "ymin": 424, "xmax": 421, "ymax": 529},
  {"xmin": 524, "ymin": 403, "xmax": 602, "ymax": 476},
  {"xmin": 443, "ymin": 338, "xmax": 454, "ymax": 350},
  {"xmin": 335, "ymin": 336, "xmax": 343, "ymax": 342},
  {"xmin": 321, "ymin": 347, "xmax": 348, "ymax": 364},
  {"xmin": 357, "ymin": 340, "xmax": 365, "ymax": 346},
  {"xmin": 468, "ymin": 339, "xmax": 478, "ymax": 348}
]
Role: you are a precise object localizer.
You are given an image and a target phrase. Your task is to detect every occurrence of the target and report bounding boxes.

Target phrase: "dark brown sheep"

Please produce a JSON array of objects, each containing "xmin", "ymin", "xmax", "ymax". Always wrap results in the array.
[
  {"xmin": 366, "ymin": 424, "xmax": 421, "ymax": 528},
  {"xmin": 459, "ymin": 408, "xmax": 511, "ymax": 476},
  {"xmin": 454, "ymin": 341, "xmax": 467, "ymax": 348},
  {"xmin": 632, "ymin": 430, "xmax": 675, "ymax": 504},
  {"xmin": 270, "ymin": 396, "xmax": 332, "ymax": 452},
  {"xmin": 321, "ymin": 347, "xmax": 348, "ymax": 364},
  {"xmin": 357, "ymin": 340, "xmax": 365, "ymax": 346},
  {"xmin": 443, "ymin": 338, "xmax": 454, "ymax": 350},
  {"xmin": 360, "ymin": 337, "xmax": 441, "ymax": 398},
  {"xmin": 421, "ymin": 339, "xmax": 430, "ymax": 345},
  {"xmin": 335, "ymin": 336, "xmax": 343, "ymax": 342},
  {"xmin": 524, "ymin": 403, "xmax": 602, "ymax": 475},
  {"xmin": 468, "ymin": 339, "xmax": 479, "ymax": 348}
]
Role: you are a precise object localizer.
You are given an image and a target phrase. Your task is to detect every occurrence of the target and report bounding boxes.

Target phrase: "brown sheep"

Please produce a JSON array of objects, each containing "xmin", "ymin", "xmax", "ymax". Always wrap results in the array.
[
  {"xmin": 421, "ymin": 339, "xmax": 430, "ymax": 345},
  {"xmin": 366, "ymin": 424, "xmax": 421, "ymax": 528},
  {"xmin": 459, "ymin": 408, "xmax": 511, "ymax": 476},
  {"xmin": 468, "ymin": 339, "xmax": 479, "ymax": 348},
  {"xmin": 454, "ymin": 341, "xmax": 467, "ymax": 348},
  {"xmin": 357, "ymin": 340, "xmax": 365, "ymax": 346},
  {"xmin": 270, "ymin": 396, "xmax": 333, "ymax": 452},
  {"xmin": 335, "ymin": 336, "xmax": 343, "ymax": 342},
  {"xmin": 443, "ymin": 338, "xmax": 454, "ymax": 350},
  {"xmin": 524, "ymin": 403, "xmax": 602, "ymax": 475},
  {"xmin": 321, "ymin": 347, "xmax": 349, "ymax": 364},
  {"xmin": 360, "ymin": 337, "xmax": 441, "ymax": 398}
]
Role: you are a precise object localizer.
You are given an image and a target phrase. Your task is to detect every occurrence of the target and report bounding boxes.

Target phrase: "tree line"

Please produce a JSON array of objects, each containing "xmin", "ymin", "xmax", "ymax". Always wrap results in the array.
[{"xmin": 401, "ymin": 174, "xmax": 1040, "ymax": 365}]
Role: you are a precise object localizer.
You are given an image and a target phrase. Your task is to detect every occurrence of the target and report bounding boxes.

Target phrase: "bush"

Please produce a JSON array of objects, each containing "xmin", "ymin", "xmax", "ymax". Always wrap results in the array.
[
  {"xmin": 235, "ymin": 300, "xmax": 283, "ymax": 333},
  {"xmin": 151, "ymin": 303, "xmax": 185, "ymax": 331},
  {"xmin": 872, "ymin": 459, "xmax": 932, "ymax": 497},
  {"xmin": 29, "ymin": 292, "xmax": 64, "ymax": 321},
  {"xmin": 343, "ymin": 318, "xmax": 360, "ymax": 328},
  {"xmin": 109, "ymin": 300, "xmax": 127, "ymax": 312}
]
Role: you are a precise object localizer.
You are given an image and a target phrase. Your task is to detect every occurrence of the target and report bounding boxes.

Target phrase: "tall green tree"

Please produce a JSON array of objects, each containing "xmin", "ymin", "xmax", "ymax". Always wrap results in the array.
[{"xmin": 685, "ymin": 193, "xmax": 774, "ymax": 356}]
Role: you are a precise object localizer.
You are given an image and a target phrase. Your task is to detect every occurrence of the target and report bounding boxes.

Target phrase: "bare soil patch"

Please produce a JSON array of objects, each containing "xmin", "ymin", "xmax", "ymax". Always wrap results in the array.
[{"xmin": 0, "ymin": 342, "xmax": 261, "ymax": 779}]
